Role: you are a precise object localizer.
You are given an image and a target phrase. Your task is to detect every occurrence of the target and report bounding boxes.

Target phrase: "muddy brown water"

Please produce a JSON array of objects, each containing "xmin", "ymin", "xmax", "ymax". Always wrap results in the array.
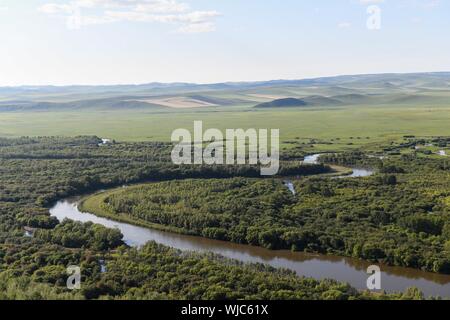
[{"xmin": 50, "ymin": 198, "xmax": 450, "ymax": 297}]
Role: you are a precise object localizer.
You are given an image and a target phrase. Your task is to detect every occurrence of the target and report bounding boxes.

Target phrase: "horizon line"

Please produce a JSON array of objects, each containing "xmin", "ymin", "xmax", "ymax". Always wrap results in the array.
[{"xmin": 2, "ymin": 70, "xmax": 450, "ymax": 89}]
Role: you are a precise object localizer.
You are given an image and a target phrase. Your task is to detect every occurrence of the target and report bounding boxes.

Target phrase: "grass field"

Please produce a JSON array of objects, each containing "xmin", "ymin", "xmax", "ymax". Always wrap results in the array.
[{"xmin": 1, "ymin": 104, "xmax": 450, "ymax": 151}]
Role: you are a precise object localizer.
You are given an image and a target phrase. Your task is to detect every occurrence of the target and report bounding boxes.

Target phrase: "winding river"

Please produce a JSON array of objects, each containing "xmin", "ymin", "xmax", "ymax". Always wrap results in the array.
[
  {"xmin": 50, "ymin": 199, "xmax": 450, "ymax": 297},
  {"xmin": 49, "ymin": 155, "xmax": 450, "ymax": 297}
]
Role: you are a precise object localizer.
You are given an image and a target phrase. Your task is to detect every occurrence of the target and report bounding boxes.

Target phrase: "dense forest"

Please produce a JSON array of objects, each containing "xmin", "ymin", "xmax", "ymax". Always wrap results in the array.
[
  {"xmin": 0, "ymin": 136, "xmax": 329, "ymax": 207},
  {"xmin": 83, "ymin": 150, "xmax": 450, "ymax": 274},
  {"xmin": 0, "ymin": 238, "xmax": 424, "ymax": 300},
  {"xmin": 1, "ymin": 136, "xmax": 400, "ymax": 300}
]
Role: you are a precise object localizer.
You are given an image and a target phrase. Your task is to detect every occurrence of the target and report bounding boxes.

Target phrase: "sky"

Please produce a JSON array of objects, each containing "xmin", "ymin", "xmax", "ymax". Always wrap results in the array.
[{"xmin": 0, "ymin": 0, "xmax": 449, "ymax": 86}]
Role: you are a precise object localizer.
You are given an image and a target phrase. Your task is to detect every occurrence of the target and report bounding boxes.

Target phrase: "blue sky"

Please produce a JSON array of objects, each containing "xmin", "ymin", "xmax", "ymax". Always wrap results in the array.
[{"xmin": 0, "ymin": 0, "xmax": 449, "ymax": 86}]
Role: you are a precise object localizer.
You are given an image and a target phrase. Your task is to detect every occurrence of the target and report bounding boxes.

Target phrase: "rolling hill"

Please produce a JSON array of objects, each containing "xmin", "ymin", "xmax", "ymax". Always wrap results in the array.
[
  {"xmin": 0, "ymin": 98, "xmax": 170, "ymax": 112},
  {"xmin": 1, "ymin": 72, "xmax": 450, "ymax": 112},
  {"xmin": 254, "ymin": 98, "xmax": 309, "ymax": 108},
  {"xmin": 254, "ymin": 96, "xmax": 344, "ymax": 108}
]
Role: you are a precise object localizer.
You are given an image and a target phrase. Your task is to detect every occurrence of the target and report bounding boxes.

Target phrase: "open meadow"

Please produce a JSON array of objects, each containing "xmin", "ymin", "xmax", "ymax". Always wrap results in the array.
[{"xmin": 1, "ymin": 104, "xmax": 450, "ymax": 150}]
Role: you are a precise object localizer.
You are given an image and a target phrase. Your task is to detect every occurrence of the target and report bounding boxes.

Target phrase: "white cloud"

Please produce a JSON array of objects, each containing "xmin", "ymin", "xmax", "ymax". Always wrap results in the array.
[
  {"xmin": 39, "ymin": 0, "xmax": 220, "ymax": 33},
  {"xmin": 39, "ymin": 3, "xmax": 74, "ymax": 14}
]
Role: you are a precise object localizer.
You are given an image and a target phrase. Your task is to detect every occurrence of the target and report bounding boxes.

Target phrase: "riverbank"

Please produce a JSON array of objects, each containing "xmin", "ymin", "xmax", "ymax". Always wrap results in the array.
[
  {"xmin": 77, "ymin": 160, "xmax": 377, "ymax": 266},
  {"xmin": 79, "ymin": 188, "xmax": 194, "ymax": 236},
  {"xmin": 78, "ymin": 163, "xmax": 369, "ymax": 250},
  {"xmin": 51, "ymin": 197, "xmax": 450, "ymax": 297},
  {"xmin": 47, "ymin": 152, "xmax": 450, "ymax": 296}
]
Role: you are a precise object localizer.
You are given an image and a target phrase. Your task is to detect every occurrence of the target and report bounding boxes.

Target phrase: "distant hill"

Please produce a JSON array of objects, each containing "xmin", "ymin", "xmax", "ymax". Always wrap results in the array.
[
  {"xmin": 331, "ymin": 94, "xmax": 375, "ymax": 104},
  {"xmin": 387, "ymin": 94, "xmax": 450, "ymax": 105},
  {"xmin": 254, "ymin": 96, "xmax": 343, "ymax": 108},
  {"xmin": 0, "ymin": 98, "xmax": 170, "ymax": 112},
  {"xmin": 302, "ymin": 95, "xmax": 343, "ymax": 106},
  {"xmin": 1, "ymin": 72, "xmax": 450, "ymax": 112},
  {"xmin": 254, "ymin": 98, "xmax": 309, "ymax": 108}
]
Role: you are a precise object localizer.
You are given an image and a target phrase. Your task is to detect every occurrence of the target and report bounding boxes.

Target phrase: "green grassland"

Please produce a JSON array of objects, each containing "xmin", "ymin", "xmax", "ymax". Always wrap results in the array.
[
  {"xmin": 1, "ymin": 104, "xmax": 449, "ymax": 150},
  {"xmin": 1, "ymin": 73, "xmax": 450, "ymax": 154}
]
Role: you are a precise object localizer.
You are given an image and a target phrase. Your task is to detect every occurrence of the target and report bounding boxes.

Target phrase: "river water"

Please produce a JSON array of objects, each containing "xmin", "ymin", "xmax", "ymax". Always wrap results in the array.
[
  {"xmin": 303, "ymin": 153, "xmax": 374, "ymax": 178},
  {"xmin": 50, "ymin": 198, "xmax": 450, "ymax": 297}
]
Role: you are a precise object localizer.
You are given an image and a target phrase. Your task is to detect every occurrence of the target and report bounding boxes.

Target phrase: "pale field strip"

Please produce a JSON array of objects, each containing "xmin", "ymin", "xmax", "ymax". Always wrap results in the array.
[{"xmin": 131, "ymin": 97, "xmax": 218, "ymax": 109}]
